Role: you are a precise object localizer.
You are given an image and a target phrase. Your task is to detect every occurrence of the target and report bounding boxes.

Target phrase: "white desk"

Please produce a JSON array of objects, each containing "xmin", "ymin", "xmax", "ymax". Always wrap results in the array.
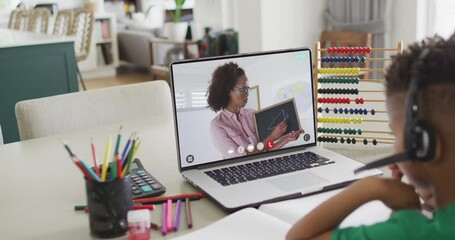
[
  {"xmin": 0, "ymin": 115, "xmax": 393, "ymax": 239},
  {"xmin": 0, "ymin": 116, "xmax": 226, "ymax": 239},
  {"xmin": 0, "ymin": 28, "xmax": 73, "ymax": 48}
]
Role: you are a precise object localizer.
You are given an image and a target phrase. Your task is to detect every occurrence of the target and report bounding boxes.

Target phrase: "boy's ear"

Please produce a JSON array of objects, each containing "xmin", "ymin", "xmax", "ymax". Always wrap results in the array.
[{"xmin": 428, "ymin": 133, "xmax": 442, "ymax": 164}]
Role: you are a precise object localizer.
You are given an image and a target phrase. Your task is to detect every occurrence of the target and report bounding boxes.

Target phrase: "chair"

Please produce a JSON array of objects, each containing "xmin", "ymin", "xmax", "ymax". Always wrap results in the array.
[
  {"xmin": 52, "ymin": 10, "xmax": 74, "ymax": 36},
  {"xmin": 7, "ymin": 10, "xmax": 20, "ymax": 29},
  {"xmin": 15, "ymin": 80, "xmax": 172, "ymax": 141},
  {"xmin": 319, "ymin": 31, "xmax": 372, "ymax": 78},
  {"xmin": 71, "ymin": 10, "xmax": 94, "ymax": 91},
  {"xmin": 28, "ymin": 8, "xmax": 51, "ymax": 34},
  {"xmin": 11, "ymin": 10, "xmax": 30, "ymax": 31}
]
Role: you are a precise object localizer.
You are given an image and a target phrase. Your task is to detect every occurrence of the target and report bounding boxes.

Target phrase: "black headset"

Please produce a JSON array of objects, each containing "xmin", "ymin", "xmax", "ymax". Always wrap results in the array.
[
  {"xmin": 404, "ymin": 48, "xmax": 437, "ymax": 162},
  {"xmin": 354, "ymin": 48, "xmax": 436, "ymax": 174}
]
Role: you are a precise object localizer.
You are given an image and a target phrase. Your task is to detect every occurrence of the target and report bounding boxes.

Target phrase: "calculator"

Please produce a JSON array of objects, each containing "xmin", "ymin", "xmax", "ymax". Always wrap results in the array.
[{"xmin": 126, "ymin": 158, "xmax": 166, "ymax": 199}]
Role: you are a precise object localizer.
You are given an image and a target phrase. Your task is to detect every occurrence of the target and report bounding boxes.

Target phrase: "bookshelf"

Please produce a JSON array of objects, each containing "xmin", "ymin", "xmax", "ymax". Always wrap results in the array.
[{"xmin": 78, "ymin": 13, "xmax": 119, "ymax": 79}]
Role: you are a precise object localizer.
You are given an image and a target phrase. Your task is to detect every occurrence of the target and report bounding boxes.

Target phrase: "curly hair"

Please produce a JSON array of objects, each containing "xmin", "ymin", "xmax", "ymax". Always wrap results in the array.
[
  {"xmin": 207, "ymin": 62, "xmax": 246, "ymax": 112},
  {"xmin": 385, "ymin": 33, "xmax": 455, "ymax": 95}
]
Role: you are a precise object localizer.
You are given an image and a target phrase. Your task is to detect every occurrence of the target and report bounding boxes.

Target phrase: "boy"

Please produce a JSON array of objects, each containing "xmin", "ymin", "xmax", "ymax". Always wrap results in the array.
[{"xmin": 286, "ymin": 34, "xmax": 455, "ymax": 239}]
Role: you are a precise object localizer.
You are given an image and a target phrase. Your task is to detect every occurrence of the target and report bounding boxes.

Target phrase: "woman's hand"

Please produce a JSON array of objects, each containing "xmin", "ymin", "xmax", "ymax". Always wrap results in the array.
[
  {"xmin": 284, "ymin": 129, "xmax": 304, "ymax": 142},
  {"xmin": 269, "ymin": 121, "xmax": 288, "ymax": 140}
]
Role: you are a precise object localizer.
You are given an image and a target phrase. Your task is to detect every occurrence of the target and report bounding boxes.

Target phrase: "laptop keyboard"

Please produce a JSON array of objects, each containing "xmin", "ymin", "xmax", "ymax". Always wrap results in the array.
[{"xmin": 204, "ymin": 151, "xmax": 334, "ymax": 186}]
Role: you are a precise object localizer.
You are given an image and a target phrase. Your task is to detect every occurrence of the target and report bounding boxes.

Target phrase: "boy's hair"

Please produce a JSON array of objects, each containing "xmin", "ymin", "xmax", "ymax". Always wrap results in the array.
[{"xmin": 385, "ymin": 33, "xmax": 455, "ymax": 116}]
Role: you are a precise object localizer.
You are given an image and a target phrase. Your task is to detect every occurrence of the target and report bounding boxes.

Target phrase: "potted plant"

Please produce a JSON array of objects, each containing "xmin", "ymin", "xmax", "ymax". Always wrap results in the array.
[{"xmin": 164, "ymin": 0, "xmax": 188, "ymax": 41}]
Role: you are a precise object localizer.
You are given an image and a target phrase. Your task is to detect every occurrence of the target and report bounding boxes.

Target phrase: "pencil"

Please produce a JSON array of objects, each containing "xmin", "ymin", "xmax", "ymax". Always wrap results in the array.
[
  {"xmin": 122, "ymin": 137, "xmax": 136, "ymax": 176},
  {"xmin": 133, "ymin": 192, "xmax": 205, "ymax": 204},
  {"xmin": 185, "ymin": 197, "xmax": 193, "ymax": 228},
  {"xmin": 80, "ymin": 204, "xmax": 155, "ymax": 213},
  {"xmin": 70, "ymin": 155, "xmax": 92, "ymax": 180},
  {"xmin": 79, "ymin": 158, "xmax": 101, "ymax": 182},
  {"xmin": 63, "ymin": 142, "xmax": 92, "ymax": 180},
  {"xmin": 166, "ymin": 199, "xmax": 173, "ymax": 232},
  {"xmin": 90, "ymin": 138, "xmax": 100, "ymax": 177},
  {"xmin": 173, "ymin": 199, "xmax": 182, "ymax": 231},
  {"xmin": 101, "ymin": 137, "xmax": 112, "ymax": 181},
  {"xmin": 132, "ymin": 138, "xmax": 142, "ymax": 159},
  {"xmin": 161, "ymin": 202, "xmax": 167, "ymax": 236},
  {"xmin": 116, "ymin": 153, "xmax": 122, "ymax": 179},
  {"xmin": 121, "ymin": 132, "xmax": 135, "ymax": 165},
  {"xmin": 113, "ymin": 125, "xmax": 123, "ymax": 158},
  {"xmin": 110, "ymin": 126, "xmax": 122, "ymax": 180}
]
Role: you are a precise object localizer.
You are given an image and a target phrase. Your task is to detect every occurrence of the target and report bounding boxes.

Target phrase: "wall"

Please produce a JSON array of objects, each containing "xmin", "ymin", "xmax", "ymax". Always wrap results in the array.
[
  {"xmin": 390, "ymin": 0, "xmax": 429, "ymax": 48},
  {"xmin": 236, "ymin": 0, "xmax": 327, "ymax": 53}
]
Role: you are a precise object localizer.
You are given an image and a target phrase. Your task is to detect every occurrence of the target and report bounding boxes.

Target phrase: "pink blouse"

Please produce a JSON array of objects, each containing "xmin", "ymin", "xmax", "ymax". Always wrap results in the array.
[{"xmin": 210, "ymin": 108, "xmax": 258, "ymax": 159}]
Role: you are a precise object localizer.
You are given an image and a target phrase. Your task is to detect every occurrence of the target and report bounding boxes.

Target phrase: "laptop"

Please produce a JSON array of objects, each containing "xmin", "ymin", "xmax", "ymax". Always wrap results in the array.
[{"xmin": 169, "ymin": 48, "xmax": 381, "ymax": 212}]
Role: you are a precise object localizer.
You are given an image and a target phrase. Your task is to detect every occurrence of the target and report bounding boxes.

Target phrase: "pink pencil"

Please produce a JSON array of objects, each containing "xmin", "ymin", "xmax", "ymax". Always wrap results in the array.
[
  {"xmin": 91, "ymin": 138, "xmax": 100, "ymax": 177},
  {"xmin": 166, "ymin": 199, "xmax": 173, "ymax": 232}
]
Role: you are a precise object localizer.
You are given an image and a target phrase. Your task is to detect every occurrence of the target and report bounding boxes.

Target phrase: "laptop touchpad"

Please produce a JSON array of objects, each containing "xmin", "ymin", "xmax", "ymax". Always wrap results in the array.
[{"xmin": 267, "ymin": 172, "xmax": 329, "ymax": 192}]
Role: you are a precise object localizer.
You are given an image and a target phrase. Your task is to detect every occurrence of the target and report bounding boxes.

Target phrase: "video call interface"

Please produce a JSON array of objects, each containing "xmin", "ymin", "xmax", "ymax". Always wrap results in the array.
[{"xmin": 171, "ymin": 49, "xmax": 316, "ymax": 168}]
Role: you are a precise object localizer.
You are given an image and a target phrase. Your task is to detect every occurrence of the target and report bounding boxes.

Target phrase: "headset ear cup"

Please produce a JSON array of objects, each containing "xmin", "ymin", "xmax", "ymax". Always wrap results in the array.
[{"xmin": 411, "ymin": 121, "xmax": 437, "ymax": 162}]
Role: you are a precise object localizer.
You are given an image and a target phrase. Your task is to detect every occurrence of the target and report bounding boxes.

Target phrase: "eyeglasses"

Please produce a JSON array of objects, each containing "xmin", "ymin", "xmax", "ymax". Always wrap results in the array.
[{"xmin": 232, "ymin": 86, "xmax": 251, "ymax": 94}]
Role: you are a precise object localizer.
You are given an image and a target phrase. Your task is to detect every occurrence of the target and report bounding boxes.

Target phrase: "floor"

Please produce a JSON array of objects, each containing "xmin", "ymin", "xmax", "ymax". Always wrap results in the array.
[
  {"xmin": 78, "ymin": 72, "xmax": 152, "ymax": 91},
  {"xmin": 78, "ymin": 65, "xmax": 153, "ymax": 91}
]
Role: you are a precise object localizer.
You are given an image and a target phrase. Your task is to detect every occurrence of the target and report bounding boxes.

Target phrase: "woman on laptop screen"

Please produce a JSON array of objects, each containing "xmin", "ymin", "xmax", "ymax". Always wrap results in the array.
[{"xmin": 207, "ymin": 62, "xmax": 303, "ymax": 159}]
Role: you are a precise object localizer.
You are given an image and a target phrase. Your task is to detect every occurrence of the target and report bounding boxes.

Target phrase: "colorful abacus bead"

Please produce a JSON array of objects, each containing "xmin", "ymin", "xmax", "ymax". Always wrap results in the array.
[
  {"xmin": 363, "ymin": 139, "xmax": 368, "ymax": 145},
  {"xmin": 373, "ymin": 139, "xmax": 378, "ymax": 145}
]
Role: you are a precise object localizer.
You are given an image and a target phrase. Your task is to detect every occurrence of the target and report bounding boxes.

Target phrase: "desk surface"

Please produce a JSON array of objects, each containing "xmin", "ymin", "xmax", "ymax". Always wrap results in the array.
[
  {"xmin": 0, "ymin": 117, "xmax": 226, "ymax": 239},
  {"xmin": 0, "ymin": 29, "xmax": 74, "ymax": 48},
  {"xmin": 0, "ymin": 116, "xmax": 393, "ymax": 239}
]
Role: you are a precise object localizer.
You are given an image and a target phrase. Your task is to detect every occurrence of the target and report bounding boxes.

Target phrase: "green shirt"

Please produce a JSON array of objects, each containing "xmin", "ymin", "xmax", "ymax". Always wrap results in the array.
[{"xmin": 332, "ymin": 203, "xmax": 455, "ymax": 240}]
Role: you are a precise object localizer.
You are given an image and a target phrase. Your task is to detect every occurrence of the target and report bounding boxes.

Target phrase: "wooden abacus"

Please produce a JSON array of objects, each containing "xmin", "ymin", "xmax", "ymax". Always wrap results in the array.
[{"xmin": 314, "ymin": 42, "xmax": 404, "ymax": 146}]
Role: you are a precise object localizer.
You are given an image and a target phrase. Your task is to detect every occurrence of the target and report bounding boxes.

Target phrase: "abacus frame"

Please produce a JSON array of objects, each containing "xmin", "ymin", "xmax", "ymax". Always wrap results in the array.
[{"xmin": 313, "ymin": 41, "xmax": 404, "ymax": 146}]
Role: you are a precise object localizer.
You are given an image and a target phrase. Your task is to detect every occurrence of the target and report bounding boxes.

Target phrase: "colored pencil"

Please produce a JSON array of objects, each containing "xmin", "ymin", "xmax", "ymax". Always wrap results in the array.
[
  {"xmin": 166, "ymin": 199, "xmax": 173, "ymax": 232},
  {"xmin": 63, "ymin": 142, "xmax": 92, "ymax": 180},
  {"xmin": 121, "ymin": 132, "xmax": 135, "ymax": 165},
  {"xmin": 173, "ymin": 199, "xmax": 182, "ymax": 231},
  {"xmin": 116, "ymin": 153, "xmax": 122, "ymax": 179},
  {"xmin": 70, "ymin": 155, "xmax": 92, "ymax": 180},
  {"xmin": 133, "ymin": 192, "xmax": 205, "ymax": 204},
  {"xmin": 161, "ymin": 202, "xmax": 168, "ymax": 236},
  {"xmin": 100, "ymin": 137, "xmax": 112, "ymax": 181},
  {"xmin": 80, "ymin": 204, "xmax": 154, "ymax": 213},
  {"xmin": 185, "ymin": 197, "xmax": 193, "ymax": 228},
  {"xmin": 79, "ymin": 158, "xmax": 101, "ymax": 182},
  {"xmin": 122, "ymin": 137, "xmax": 136, "ymax": 176},
  {"xmin": 90, "ymin": 137, "xmax": 100, "ymax": 177}
]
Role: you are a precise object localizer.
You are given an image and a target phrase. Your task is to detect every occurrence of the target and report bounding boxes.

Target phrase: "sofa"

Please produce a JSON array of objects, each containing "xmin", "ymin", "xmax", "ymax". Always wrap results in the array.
[{"xmin": 117, "ymin": 17, "xmax": 165, "ymax": 71}]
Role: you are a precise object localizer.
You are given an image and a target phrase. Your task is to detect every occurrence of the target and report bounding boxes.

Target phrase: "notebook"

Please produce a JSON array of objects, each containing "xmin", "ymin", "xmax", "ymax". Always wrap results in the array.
[
  {"xmin": 172, "ymin": 188, "xmax": 392, "ymax": 240},
  {"xmin": 169, "ymin": 48, "xmax": 381, "ymax": 211}
]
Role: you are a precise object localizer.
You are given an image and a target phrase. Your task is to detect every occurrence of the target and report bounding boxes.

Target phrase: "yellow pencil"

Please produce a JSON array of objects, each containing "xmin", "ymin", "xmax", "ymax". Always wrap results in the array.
[
  {"xmin": 132, "ymin": 138, "xmax": 142, "ymax": 159},
  {"xmin": 101, "ymin": 136, "xmax": 112, "ymax": 181}
]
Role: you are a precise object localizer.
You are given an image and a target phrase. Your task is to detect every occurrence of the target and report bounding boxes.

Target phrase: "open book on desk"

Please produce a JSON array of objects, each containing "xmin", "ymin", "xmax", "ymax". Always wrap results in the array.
[{"xmin": 173, "ymin": 188, "xmax": 392, "ymax": 240}]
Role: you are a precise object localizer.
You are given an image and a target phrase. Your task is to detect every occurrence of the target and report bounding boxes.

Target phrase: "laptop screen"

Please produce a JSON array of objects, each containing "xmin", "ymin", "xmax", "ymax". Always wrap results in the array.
[{"xmin": 170, "ymin": 48, "xmax": 316, "ymax": 169}]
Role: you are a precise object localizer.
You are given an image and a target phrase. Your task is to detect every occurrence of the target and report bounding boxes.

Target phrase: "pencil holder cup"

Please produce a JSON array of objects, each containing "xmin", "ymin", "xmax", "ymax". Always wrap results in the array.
[{"xmin": 85, "ymin": 178, "xmax": 133, "ymax": 238}]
